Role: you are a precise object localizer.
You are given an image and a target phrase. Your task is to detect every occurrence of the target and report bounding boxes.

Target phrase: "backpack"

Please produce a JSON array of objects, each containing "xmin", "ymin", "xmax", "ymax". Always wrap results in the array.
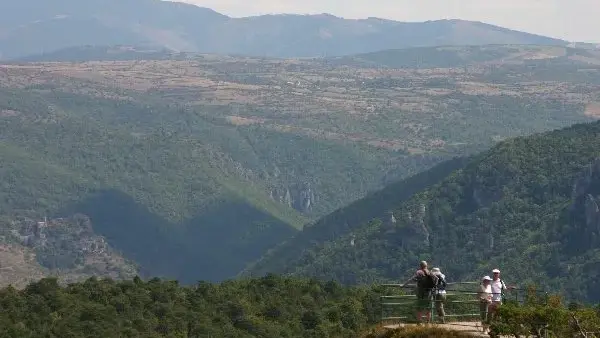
[
  {"xmin": 436, "ymin": 275, "xmax": 447, "ymax": 291},
  {"xmin": 498, "ymin": 279, "xmax": 507, "ymax": 302},
  {"xmin": 417, "ymin": 269, "xmax": 439, "ymax": 290}
]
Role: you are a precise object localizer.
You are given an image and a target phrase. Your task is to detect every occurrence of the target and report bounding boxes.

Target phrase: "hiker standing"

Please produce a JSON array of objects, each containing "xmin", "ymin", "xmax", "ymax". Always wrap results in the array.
[
  {"xmin": 401, "ymin": 260, "xmax": 438, "ymax": 324},
  {"xmin": 478, "ymin": 276, "xmax": 493, "ymax": 334},
  {"xmin": 489, "ymin": 268, "xmax": 515, "ymax": 321},
  {"xmin": 431, "ymin": 267, "xmax": 447, "ymax": 323}
]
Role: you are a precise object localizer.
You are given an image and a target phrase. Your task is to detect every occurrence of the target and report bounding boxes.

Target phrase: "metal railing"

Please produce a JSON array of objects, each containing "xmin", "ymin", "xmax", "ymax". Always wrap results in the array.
[{"xmin": 379, "ymin": 282, "xmax": 549, "ymax": 326}]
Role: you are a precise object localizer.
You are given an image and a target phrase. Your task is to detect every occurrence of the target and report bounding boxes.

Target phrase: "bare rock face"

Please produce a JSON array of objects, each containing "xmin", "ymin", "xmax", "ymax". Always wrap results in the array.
[
  {"xmin": 584, "ymin": 194, "xmax": 600, "ymax": 231},
  {"xmin": 388, "ymin": 211, "xmax": 397, "ymax": 225},
  {"xmin": 572, "ymin": 158, "xmax": 600, "ymax": 201},
  {"xmin": 296, "ymin": 185, "xmax": 315, "ymax": 213},
  {"xmin": 416, "ymin": 204, "xmax": 430, "ymax": 245},
  {"xmin": 395, "ymin": 203, "xmax": 430, "ymax": 248},
  {"xmin": 6, "ymin": 214, "xmax": 138, "ymax": 282},
  {"xmin": 270, "ymin": 182, "xmax": 316, "ymax": 213}
]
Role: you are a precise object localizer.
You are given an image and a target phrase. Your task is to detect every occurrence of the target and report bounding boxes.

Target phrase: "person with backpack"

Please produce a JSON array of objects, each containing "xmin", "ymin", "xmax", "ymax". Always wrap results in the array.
[
  {"xmin": 401, "ymin": 261, "xmax": 438, "ymax": 324},
  {"xmin": 431, "ymin": 267, "xmax": 447, "ymax": 323},
  {"xmin": 488, "ymin": 268, "xmax": 516, "ymax": 321}
]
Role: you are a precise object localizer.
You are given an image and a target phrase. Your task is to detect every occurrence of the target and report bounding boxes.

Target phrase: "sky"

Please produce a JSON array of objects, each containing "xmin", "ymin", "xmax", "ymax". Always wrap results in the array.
[{"xmin": 176, "ymin": 0, "xmax": 598, "ymax": 43}]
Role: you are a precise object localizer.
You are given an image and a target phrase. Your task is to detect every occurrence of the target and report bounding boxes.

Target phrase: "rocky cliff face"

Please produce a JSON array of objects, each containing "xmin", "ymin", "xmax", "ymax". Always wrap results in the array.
[
  {"xmin": 4, "ymin": 214, "xmax": 138, "ymax": 284},
  {"xmin": 390, "ymin": 203, "xmax": 430, "ymax": 248},
  {"xmin": 270, "ymin": 182, "xmax": 316, "ymax": 213}
]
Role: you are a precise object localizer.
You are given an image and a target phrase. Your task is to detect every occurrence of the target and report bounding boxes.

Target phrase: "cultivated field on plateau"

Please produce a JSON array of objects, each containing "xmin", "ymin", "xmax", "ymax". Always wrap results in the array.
[{"xmin": 5, "ymin": 45, "xmax": 600, "ymax": 155}]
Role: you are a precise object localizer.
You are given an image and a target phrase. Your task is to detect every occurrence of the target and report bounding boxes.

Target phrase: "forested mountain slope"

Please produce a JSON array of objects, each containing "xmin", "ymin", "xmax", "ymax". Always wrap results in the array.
[
  {"xmin": 0, "ymin": 214, "xmax": 138, "ymax": 287},
  {"xmin": 243, "ymin": 157, "xmax": 470, "ymax": 279},
  {"xmin": 0, "ymin": 83, "xmax": 432, "ymax": 284},
  {"xmin": 333, "ymin": 44, "xmax": 593, "ymax": 69},
  {"xmin": 2, "ymin": 44, "xmax": 600, "ymax": 286},
  {"xmin": 247, "ymin": 121, "xmax": 600, "ymax": 302},
  {"xmin": 0, "ymin": 88, "xmax": 305, "ymax": 283}
]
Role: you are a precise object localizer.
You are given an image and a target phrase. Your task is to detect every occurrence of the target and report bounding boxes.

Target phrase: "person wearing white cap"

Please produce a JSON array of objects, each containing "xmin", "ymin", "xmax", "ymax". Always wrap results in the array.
[
  {"xmin": 478, "ymin": 276, "xmax": 493, "ymax": 333},
  {"xmin": 489, "ymin": 268, "xmax": 515, "ymax": 321},
  {"xmin": 490, "ymin": 269, "xmax": 506, "ymax": 303}
]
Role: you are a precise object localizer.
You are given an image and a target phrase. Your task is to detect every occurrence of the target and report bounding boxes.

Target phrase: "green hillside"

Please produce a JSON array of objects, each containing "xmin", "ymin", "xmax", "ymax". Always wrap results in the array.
[
  {"xmin": 1, "ymin": 83, "xmax": 437, "ymax": 283},
  {"xmin": 3, "ymin": 44, "xmax": 600, "ymax": 286},
  {"xmin": 243, "ymin": 157, "xmax": 470, "ymax": 279},
  {"xmin": 0, "ymin": 87, "xmax": 425, "ymax": 219},
  {"xmin": 333, "ymin": 45, "xmax": 524, "ymax": 69},
  {"xmin": 334, "ymin": 45, "xmax": 574, "ymax": 69},
  {"xmin": 247, "ymin": 120, "xmax": 600, "ymax": 303},
  {"xmin": 0, "ymin": 87, "xmax": 307, "ymax": 282},
  {"xmin": 0, "ymin": 88, "xmax": 307, "ymax": 225}
]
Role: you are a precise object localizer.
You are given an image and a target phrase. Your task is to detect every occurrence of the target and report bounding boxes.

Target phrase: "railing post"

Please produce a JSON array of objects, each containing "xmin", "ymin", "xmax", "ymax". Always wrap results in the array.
[
  {"xmin": 379, "ymin": 281, "xmax": 486, "ymax": 326},
  {"xmin": 430, "ymin": 288, "xmax": 435, "ymax": 323},
  {"xmin": 380, "ymin": 295, "xmax": 383, "ymax": 325}
]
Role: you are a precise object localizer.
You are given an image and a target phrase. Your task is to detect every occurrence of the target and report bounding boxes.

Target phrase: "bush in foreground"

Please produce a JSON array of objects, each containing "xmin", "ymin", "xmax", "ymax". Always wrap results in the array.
[
  {"xmin": 363, "ymin": 325, "xmax": 474, "ymax": 338},
  {"xmin": 490, "ymin": 292, "xmax": 600, "ymax": 338}
]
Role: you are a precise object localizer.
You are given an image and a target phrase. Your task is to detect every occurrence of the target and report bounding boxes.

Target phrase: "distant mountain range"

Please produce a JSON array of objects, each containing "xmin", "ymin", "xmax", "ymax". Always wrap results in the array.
[{"xmin": 0, "ymin": 0, "xmax": 567, "ymax": 59}]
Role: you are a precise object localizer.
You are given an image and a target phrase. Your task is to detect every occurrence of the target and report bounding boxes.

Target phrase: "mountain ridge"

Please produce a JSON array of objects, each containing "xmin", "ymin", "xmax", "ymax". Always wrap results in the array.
[
  {"xmin": 0, "ymin": 0, "xmax": 567, "ymax": 59},
  {"xmin": 242, "ymin": 156, "xmax": 470, "ymax": 279}
]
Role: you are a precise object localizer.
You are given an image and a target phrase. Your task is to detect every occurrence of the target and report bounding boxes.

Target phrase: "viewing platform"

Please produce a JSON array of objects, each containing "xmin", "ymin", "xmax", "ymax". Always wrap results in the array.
[
  {"xmin": 379, "ymin": 282, "xmax": 546, "ymax": 337},
  {"xmin": 383, "ymin": 322, "xmax": 494, "ymax": 337}
]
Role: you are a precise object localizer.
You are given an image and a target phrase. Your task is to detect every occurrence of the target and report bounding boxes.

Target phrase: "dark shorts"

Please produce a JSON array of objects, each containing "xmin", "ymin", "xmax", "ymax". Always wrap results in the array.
[{"xmin": 416, "ymin": 288, "xmax": 432, "ymax": 309}]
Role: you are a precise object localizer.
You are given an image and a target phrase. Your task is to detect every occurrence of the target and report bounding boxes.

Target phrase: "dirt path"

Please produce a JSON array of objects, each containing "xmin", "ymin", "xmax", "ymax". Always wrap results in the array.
[{"xmin": 383, "ymin": 321, "xmax": 497, "ymax": 337}]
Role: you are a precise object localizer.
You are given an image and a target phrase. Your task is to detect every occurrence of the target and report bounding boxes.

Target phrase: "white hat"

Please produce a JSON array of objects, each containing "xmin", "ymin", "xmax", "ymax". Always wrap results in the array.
[
  {"xmin": 492, "ymin": 269, "xmax": 500, "ymax": 273},
  {"xmin": 483, "ymin": 276, "xmax": 492, "ymax": 281},
  {"xmin": 431, "ymin": 267, "xmax": 441, "ymax": 273}
]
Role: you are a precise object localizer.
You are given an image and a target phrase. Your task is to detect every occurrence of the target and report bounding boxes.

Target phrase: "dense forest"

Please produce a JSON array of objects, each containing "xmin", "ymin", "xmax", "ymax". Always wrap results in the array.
[
  {"xmin": 0, "ymin": 275, "xmax": 382, "ymax": 338},
  {"xmin": 248, "ymin": 120, "xmax": 600, "ymax": 303},
  {"xmin": 0, "ymin": 276, "xmax": 598, "ymax": 338}
]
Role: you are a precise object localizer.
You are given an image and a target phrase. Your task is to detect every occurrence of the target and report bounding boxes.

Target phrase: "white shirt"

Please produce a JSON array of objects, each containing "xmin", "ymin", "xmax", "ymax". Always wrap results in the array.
[
  {"xmin": 490, "ymin": 279, "xmax": 506, "ymax": 302},
  {"xmin": 479, "ymin": 284, "xmax": 492, "ymax": 301}
]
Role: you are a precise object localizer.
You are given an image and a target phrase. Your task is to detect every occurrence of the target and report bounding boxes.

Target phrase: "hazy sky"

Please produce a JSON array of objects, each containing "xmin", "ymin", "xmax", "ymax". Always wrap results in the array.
[{"xmin": 176, "ymin": 0, "xmax": 598, "ymax": 42}]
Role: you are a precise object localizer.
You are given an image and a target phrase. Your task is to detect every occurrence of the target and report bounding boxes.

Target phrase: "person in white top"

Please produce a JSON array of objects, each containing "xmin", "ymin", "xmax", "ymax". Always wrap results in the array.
[
  {"xmin": 489, "ymin": 268, "xmax": 516, "ymax": 321},
  {"xmin": 478, "ymin": 276, "xmax": 493, "ymax": 334}
]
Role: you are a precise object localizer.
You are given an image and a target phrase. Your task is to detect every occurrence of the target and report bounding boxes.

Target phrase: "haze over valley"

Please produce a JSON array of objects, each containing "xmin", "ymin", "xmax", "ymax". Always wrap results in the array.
[{"xmin": 1, "ymin": 0, "xmax": 600, "ymax": 335}]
